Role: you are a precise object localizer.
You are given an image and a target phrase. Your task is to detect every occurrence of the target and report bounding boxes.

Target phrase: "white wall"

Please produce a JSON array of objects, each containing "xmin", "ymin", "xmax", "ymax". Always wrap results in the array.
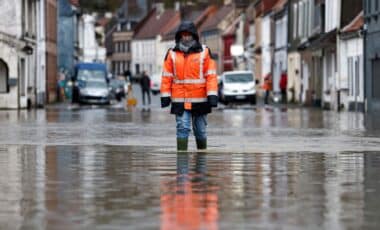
[
  {"xmin": 325, "ymin": 0, "xmax": 338, "ymax": 32},
  {"xmin": 132, "ymin": 39, "xmax": 156, "ymax": 75},
  {"xmin": 262, "ymin": 15, "xmax": 272, "ymax": 78},
  {"xmin": 81, "ymin": 14, "xmax": 106, "ymax": 63},
  {"xmin": 273, "ymin": 13, "xmax": 288, "ymax": 94},
  {"xmin": 0, "ymin": 0, "xmax": 29, "ymax": 108},
  {"xmin": 275, "ymin": 16, "xmax": 288, "ymax": 50},
  {"xmin": 323, "ymin": 52, "xmax": 336, "ymax": 105},
  {"xmin": 0, "ymin": 43, "xmax": 20, "ymax": 109},
  {"xmin": 0, "ymin": 0, "xmax": 22, "ymax": 37},
  {"xmin": 287, "ymin": 52, "xmax": 301, "ymax": 103},
  {"xmin": 157, "ymin": 38, "xmax": 175, "ymax": 75},
  {"xmin": 36, "ymin": 0, "xmax": 46, "ymax": 106},
  {"xmin": 339, "ymin": 37, "xmax": 364, "ymax": 107}
]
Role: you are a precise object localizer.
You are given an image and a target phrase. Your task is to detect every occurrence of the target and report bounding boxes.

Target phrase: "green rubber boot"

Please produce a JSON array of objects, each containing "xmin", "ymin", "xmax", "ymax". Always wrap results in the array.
[
  {"xmin": 177, "ymin": 138, "xmax": 188, "ymax": 151},
  {"xmin": 196, "ymin": 138, "xmax": 207, "ymax": 150}
]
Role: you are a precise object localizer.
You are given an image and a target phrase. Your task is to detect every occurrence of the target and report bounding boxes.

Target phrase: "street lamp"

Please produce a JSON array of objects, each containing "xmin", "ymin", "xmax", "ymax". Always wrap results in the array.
[
  {"xmin": 230, "ymin": 44, "xmax": 244, "ymax": 57},
  {"xmin": 22, "ymin": 45, "xmax": 34, "ymax": 55},
  {"xmin": 230, "ymin": 44, "xmax": 244, "ymax": 70}
]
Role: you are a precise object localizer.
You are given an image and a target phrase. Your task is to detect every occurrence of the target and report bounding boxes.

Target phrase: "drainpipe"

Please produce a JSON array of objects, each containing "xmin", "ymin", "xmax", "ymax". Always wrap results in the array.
[
  {"xmin": 363, "ymin": 0, "xmax": 368, "ymax": 113},
  {"xmin": 336, "ymin": 0, "xmax": 342, "ymax": 112}
]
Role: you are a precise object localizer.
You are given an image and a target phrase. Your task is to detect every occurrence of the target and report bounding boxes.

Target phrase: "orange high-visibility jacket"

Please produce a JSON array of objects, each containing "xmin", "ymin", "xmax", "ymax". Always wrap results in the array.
[{"xmin": 160, "ymin": 45, "xmax": 218, "ymax": 114}]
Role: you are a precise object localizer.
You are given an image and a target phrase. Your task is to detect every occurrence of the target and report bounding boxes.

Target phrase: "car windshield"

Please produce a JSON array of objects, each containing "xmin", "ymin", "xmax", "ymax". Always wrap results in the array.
[
  {"xmin": 85, "ymin": 81, "xmax": 107, "ymax": 88},
  {"xmin": 110, "ymin": 79, "xmax": 125, "ymax": 88},
  {"xmin": 77, "ymin": 69, "xmax": 105, "ymax": 82},
  {"xmin": 224, "ymin": 73, "xmax": 253, "ymax": 83}
]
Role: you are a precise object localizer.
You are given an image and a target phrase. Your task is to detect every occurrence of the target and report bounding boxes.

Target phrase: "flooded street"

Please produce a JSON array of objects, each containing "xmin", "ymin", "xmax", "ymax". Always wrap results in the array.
[{"xmin": 1, "ymin": 96, "xmax": 380, "ymax": 229}]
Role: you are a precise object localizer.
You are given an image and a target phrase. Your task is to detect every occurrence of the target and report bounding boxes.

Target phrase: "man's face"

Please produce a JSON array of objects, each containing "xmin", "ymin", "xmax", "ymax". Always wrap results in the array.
[{"xmin": 180, "ymin": 32, "xmax": 193, "ymax": 42}]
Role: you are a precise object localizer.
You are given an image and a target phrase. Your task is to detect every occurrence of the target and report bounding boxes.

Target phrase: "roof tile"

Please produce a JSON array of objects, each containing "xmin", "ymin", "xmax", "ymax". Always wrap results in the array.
[{"xmin": 134, "ymin": 9, "xmax": 180, "ymax": 39}]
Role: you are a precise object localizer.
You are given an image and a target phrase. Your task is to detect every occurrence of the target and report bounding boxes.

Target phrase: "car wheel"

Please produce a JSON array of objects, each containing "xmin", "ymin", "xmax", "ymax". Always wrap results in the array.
[
  {"xmin": 72, "ymin": 88, "xmax": 79, "ymax": 103},
  {"xmin": 251, "ymin": 95, "xmax": 257, "ymax": 105}
]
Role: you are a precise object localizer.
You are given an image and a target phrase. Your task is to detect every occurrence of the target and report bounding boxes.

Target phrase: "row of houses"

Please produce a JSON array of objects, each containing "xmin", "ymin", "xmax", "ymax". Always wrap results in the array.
[
  {"xmin": 0, "ymin": 0, "xmax": 106, "ymax": 109},
  {"xmin": 106, "ymin": 1, "xmax": 246, "ymax": 78},
  {"xmin": 1, "ymin": 0, "xmax": 379, "ymax": 112},
  {"xmin": 241, "ymin": 0, "xmax": 377, "ymax": 112},
  {"xmin": 106, "ymin": 0, "xmax": 380, "ymax": 112}
]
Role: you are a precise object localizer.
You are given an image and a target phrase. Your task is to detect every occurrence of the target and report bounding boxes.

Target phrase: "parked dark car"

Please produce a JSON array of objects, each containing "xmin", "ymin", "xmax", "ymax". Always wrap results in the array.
[{"xmin": 109, "ymin": 78, "xmax": 130, "ymax": 101}]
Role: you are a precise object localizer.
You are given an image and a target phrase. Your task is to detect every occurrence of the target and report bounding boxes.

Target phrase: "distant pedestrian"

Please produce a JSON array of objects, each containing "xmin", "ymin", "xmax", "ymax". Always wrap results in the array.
[
  {"xmin": 124, "ymin": 69, "xmax": 131, "ymax": 82},
  {"xmin": 140, "ymin": 71, "xmax": 151, "ymax": 106},
  {"xmin": 263, "ymin": 73, "xmax": 273, "ymax": 105},
  {"xmin": 279, "ymin": 71, "xmax": 287, "ymax": 104}
]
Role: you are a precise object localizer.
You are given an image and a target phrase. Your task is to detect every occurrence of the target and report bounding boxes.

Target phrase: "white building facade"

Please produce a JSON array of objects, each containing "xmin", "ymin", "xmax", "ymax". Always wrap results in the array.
[
  {"xmin": 131, "ymin": 39, "xmax": 156, "ymax": 76},
  {"xmin": 339, "ymin": 37, "xmax": 364, "ymax": 111},
  {"xmin": 273, "ymin": 8, "xmax": 288, "ymax": 99},
  {"xmin": 261, "ymin": 14, "xmax": 273, "ymax": 80},
  {"xmin": 0, "ymin": 0, "xmax": 38, "ymax": 109},
  {"xmin": 322, "ymin": 0, "xmax": 340, "ymax": 109},
  {"xmin": 79, "ymin": 14, "xmax": 106, "ymax": 63},
  {"xmin": 36, "ymin": 0, "xmax": 47, "ymax": 106}
]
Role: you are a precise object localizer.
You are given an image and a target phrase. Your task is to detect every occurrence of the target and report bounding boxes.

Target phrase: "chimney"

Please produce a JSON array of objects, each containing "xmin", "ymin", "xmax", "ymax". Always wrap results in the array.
[
  {"xmin": 156, "ymin": 2, "xmax": 165, "ymax": 16},
  {"xmin": 175, "ymin": 1, "xmax": 181, "ymax": 11}
]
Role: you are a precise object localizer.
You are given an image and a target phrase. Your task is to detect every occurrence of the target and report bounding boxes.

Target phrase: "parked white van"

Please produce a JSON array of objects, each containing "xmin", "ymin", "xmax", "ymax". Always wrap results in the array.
[{"xmin": 219, "ymin": 70, "xmax": 256, "ymax": 105}]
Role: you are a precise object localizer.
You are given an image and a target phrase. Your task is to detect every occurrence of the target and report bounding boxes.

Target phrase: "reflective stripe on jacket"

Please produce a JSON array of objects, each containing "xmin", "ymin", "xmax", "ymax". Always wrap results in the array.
[{"xmin": 160, "ymin": 46, "xmax": 218, "ymax": 113}]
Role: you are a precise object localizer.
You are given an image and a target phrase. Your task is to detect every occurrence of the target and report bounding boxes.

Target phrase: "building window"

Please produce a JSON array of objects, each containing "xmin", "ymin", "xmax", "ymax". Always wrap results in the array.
[
  {"xmin": 372, "ymin": 58, "xmax": 380, "ymax": 99},
  {"xmin": 313, "ymin": 3, "xmax": 321, "ymax": 31},
  {"xmin": 20, "ymin": 58, "xmax": 26, "ymax": 97},
  {"xmin": 23, "ymin": 0, "xmax": 36, "ymax": 37},
  {"xmin": 127, "ymin": 41, "xmax": 130, "ymax": 53},
  {"xmin": 348, "ymin": 56, "xmax": 361, "ymax": 97},
  {"xmin": 113, "ymin": 61, "xmax": 117, "ymax": 74},
  {"xmin": 135, "ymin": 64, "xmax": 140, "ymax": 75},
  {"xmin": 119, "ymin": 61, "xmax": 123, "ymax": 74},
  {"xmin": 367, "ymin": 0, "xmax": 371, "ymax": 14},
  {"xmin": 293, "ymin": 3, "xmax": 298, "ymax": 39},
  {"xmin": 0, "ymin": 59, "xmax": 9, "ymax": 93}
]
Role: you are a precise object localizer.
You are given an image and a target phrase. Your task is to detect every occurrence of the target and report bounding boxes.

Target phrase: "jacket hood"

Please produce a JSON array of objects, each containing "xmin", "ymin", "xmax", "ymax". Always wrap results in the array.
[{"xmin": 175, "ymin": 21, "xmax": 199, "ymax": 43}]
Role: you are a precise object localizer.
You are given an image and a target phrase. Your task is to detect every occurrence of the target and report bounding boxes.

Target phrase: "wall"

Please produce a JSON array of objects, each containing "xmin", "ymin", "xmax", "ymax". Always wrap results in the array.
[
  {"xmin": 325, "ymin": 0, "xmax": 338, "ymax": 32},
  {"xmin": 37, "ymin": 0, "xmax": 47, "ymax": 106},
  {"xmin": 0, "ymin": 1, "xmax": 22, "ymax": 108},
  {"xmin": 339, "ymin": 37, "xmax": 364, "ymax": 111},
  {"xmin": 46, "ymin": 0, "xmax": 58, "ymax": 103},
  {"xmin": 364, "ymin": 0, "xmax": 380, "ymax": 112},
  {"xmin": 0, "ymin": 1, "xmax": 22, "ymax": 37},
  {"xmin": 131, "ymin": 39, "xmax": 156, "ymax": 76},
  {"xmin": 58, "ymin": 0, "xmax": 76, "ymax": 76},
  {"xmin": 0, "ymin": 44, "xmax": 20, "ymax": 109},
  {"xmin": 273, "ymin": 12, "xmax": 288, "ymax": 94},
  {"xmin": 156, "ymin": 39, "xmax": 174, "ymax": 75},
  {"xmin": 287, "ymin": 52, "xmax": 301, "ymax": 103},
  {"xmin": 202, "ymin": 32, "xmax": 222, "ymax": 74}
]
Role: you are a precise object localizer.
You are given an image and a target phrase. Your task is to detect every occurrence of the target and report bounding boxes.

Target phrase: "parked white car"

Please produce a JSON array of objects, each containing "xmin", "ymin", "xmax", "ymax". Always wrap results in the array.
[
  {"xmin": 150, "ymin": 72, "xmax": 162, "ymax": 95},
  {"xmin": 219, "ymin": 70, "xmax": 256, "ymax": 105}
]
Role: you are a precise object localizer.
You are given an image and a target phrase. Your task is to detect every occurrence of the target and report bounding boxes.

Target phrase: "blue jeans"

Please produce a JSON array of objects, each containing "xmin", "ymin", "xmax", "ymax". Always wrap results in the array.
[{"xmin": 175, "ymin": 111, "xmax": 207, "ymax": 140}]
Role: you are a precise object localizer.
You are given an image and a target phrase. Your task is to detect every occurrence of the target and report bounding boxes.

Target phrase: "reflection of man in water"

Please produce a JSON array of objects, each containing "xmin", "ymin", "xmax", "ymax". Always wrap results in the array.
[{"xmin": 160, "ymin": 153, "xmax": 219, "ymax": 230}]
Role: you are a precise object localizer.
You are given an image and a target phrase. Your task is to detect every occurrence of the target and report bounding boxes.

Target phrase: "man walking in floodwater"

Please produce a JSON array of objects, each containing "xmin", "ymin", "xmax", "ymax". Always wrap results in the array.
[{"xmin": 160, "ymin": 21, "xmax": 218, "ymax": 151}]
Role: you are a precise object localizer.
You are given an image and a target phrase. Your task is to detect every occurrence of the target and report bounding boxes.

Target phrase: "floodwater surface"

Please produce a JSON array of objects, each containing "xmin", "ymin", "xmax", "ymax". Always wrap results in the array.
[
  {"xmin": 1, "ymin": 106, "xmax": 380, "ymax": 229},
  {"xmin": 1, "ymin": 146, "xmax": 380, "ymax": 229}
]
